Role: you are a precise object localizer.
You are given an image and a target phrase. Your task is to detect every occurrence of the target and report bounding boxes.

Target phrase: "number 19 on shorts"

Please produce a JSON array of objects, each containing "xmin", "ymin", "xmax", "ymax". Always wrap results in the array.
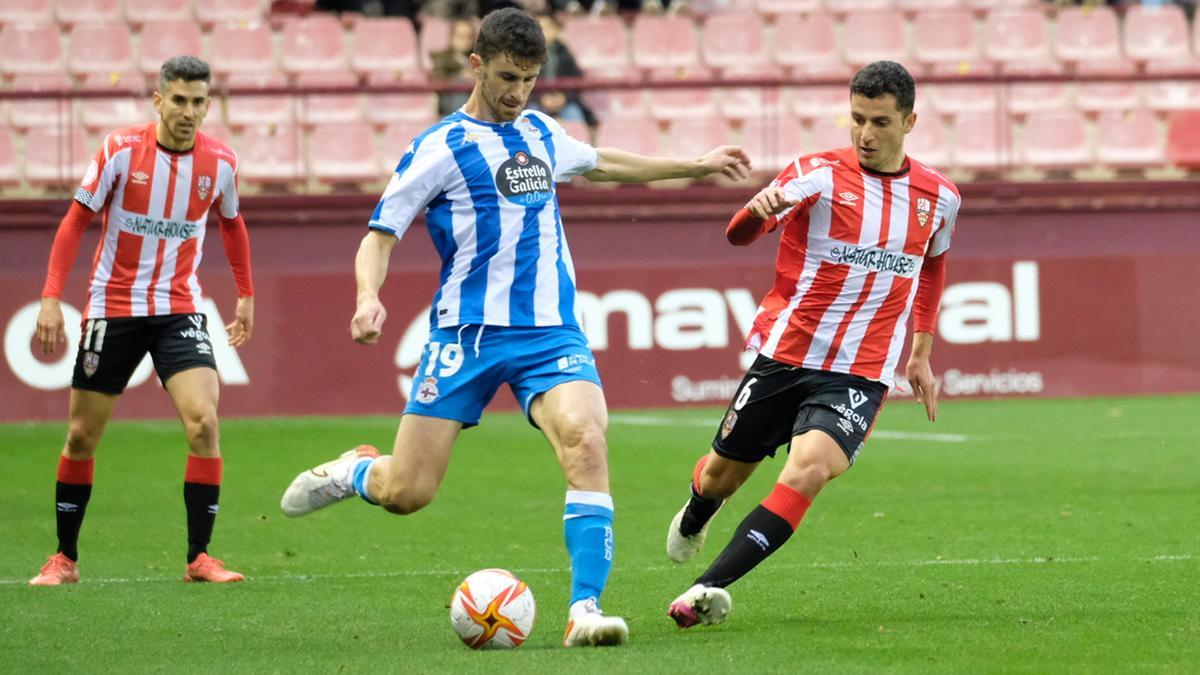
[{"xmin": 424, "ymin": 341, "xmax": 464, "ymax": 378}]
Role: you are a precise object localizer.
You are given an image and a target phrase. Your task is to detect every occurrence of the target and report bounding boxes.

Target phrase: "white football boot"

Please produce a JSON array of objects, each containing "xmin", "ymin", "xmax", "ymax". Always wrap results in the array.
[
  {"xmin": 666, "ymin": 499, "xmax": 723, "ymax": 563},
  {"xmin": 667, "ymin": 584, "xmax": 732, "ymax": 628},
  {"xmin": 280, "ymin": 445, "xmax": 379, "ymax": 517},
  {"xmin": 563, "ymin": 598, "xmax": 629, "ymax": 647}
]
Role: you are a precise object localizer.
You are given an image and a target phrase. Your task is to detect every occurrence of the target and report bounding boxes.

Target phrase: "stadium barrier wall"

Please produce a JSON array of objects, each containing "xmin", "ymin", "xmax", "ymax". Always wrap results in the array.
[{"xmin": 2, "ymin": 185, "xmax": 1198, "ymax": 422}]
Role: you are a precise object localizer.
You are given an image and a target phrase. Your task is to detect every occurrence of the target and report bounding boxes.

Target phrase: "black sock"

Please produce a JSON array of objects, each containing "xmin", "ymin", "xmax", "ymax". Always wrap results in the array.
[
  {"xmin": 679, "ymin": 483, "xmax": 723, "ymax": 537},
  {"xmin": 695, "ymin": 505, "xmax": 796, "ymax": 589},
  {"xmin": 55, "ymin": 482, "xmax": 92, "ymax": 562},
  {"xmin": 184, "ymin": 482, "xmax": 220, "ymax": 563}
]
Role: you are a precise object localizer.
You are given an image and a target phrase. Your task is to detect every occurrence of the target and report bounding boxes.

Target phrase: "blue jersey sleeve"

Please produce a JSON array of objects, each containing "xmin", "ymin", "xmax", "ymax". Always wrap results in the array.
[{"xmin": 368, "ymin": 126, "xmax": 453, "ymax": 240}]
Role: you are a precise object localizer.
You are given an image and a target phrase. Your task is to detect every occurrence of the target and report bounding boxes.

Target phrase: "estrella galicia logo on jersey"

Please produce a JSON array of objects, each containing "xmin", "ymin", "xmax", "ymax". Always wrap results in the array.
[{"xmin": 496, "ymin": 151, "xmax": 553, "ymax": 208}]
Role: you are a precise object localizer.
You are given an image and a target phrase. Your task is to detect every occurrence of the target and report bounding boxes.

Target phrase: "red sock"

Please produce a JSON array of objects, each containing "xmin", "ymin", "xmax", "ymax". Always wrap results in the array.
[
  {"xmin": 184, "ymin": 456, "xmax": 222, "ymax": 563},
  {"xmin": 760, "ymin": 482, "xmax": 812, "ymax": 531},
  {"xmin": 691, "ymin": 455, "xmax": 710, "ymax": 497},
  {"xmin": 185, "ymin": 456, "xmax": 222, "ymax": 485},
  {"xmin": 57, "ymin": 456, "xmax": 94, "ymax": 484}
]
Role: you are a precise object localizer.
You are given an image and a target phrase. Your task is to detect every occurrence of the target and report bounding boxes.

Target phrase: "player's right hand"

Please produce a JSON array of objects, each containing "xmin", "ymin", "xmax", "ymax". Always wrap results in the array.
[
  {"xmin": 746, "ymin": 186, "xmax": 797, "ymax": 220},
  {"xmin": 350, "ymin": 298, "xmax": 387, "ymax": 345},
  {"xmin": 35, "ymin": 298, "xmax": 66, "ymax": 355}
]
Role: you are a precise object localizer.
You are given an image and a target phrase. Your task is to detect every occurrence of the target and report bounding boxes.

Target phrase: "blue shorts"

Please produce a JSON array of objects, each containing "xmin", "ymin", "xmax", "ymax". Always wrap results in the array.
[{"xmin": 404, "ymin": 324, "xmax": 603, "ymax": 428}]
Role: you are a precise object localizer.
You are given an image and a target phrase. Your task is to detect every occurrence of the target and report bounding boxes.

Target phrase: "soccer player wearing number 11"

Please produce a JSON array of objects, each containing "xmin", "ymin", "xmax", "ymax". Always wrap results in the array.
[{"xmin": 665, "ymin": 61, "xmax": 962, "ymax": 628}]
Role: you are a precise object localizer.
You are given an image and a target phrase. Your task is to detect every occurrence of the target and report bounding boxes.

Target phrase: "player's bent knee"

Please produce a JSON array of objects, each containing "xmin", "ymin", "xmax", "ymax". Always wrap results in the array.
[
  {"xmin": 64, "ymin": 424, "xmax": 101, "ymax": 457},
  {"xmin": 779, "ymin": 460, "xmax": 839, "ymax": 497},
  {"xmin": 377, "ymin": 483, "xmax": 435, "ymax": 515}
]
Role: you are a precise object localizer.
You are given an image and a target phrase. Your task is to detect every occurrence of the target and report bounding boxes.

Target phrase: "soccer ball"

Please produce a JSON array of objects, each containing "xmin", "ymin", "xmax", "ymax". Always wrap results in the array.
[{"xmin": 449, "ymin": 568, "xmax": 536, "ymax": 649}]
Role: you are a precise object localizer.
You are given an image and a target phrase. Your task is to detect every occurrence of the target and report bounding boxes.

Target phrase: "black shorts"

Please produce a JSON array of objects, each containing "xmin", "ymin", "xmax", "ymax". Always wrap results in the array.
[
  {"xmin": 71, "ymin": 313, "xmax": 217, "ymax": 394},
  {"xmin": 713, "ymin": 355, "xmax": 889, "ymax": 465}
]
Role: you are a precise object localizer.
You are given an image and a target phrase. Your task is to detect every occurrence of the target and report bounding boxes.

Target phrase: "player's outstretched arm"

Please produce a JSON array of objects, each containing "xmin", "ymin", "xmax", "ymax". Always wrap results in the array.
[
  {"xmin": 583, "ymin": 145, "xmax": 752, "ymax": 183},
  {"xmin": 906, "ymin": 332, "xmax": 938, "ymax": 422},
  {"xmin": 350, "ymin": 230, "xmax": 397, "ymax": 345}
]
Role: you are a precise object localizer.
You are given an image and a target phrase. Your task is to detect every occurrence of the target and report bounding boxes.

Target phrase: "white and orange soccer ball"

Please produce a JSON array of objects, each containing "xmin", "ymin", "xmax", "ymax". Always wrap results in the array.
[{"xmin": 449, "ymin": 568, "xmax": 537, "ymax": 649}]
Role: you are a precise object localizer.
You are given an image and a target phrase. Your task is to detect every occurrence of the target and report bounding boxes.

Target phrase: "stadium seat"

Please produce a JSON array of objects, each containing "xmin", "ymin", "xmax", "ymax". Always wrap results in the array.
[
  {"xmin": 905, "ymin": 115, "xmax": 949, "ymax": 168},
  {"xmin": 195, "ymin": 0, "xmax": 264, "ymax": 27},
  {"xmin": 950, "ymin": 111, "xmax": 1013, "ymax": 171},
  {"xmin": 1165, "ymin": 110, "xmax": 1200, "ymax": 169},
  {"xmin": 805, "ymin": 115, "xmax": 852, "ymax": 154},
  {"xmin": 646, "ymin": 69, "xmax": 718, "ymax": 121},
  {"xmin": 1122, "ymin": 5, "xmax": 1191, "ymax": 64},
  {"xmin": 561, "ymin": 16, "xmax": 631, "ymax": 79},
  {"xmin": 1074, "ymin": 59, "xmax": 1140, "ymax": 114},
  {"xmin": 739, "ymin": 115, "xmax": 806, "ymax": 170},
  {"xmin": 964, "ymin": 0, "xmax": 1035, "ymax": 11},
  {"xmin": 0, "ymin": 24, "xmax": 65, "ymax": 76},
  {"xmin": 0, "ymin": 127, "xmax": 17, "ymax": 186},
  {"xmin": 1053, "ymin": 6, "xmax": 1120, "ymax": 65},
  {"xmin": 363, "ymin": 85, "xmax": 438, "ymax": 127},
  {"xmin": 911, "ymin": 9, "xmax": 978, "ymax": 69},
  {"xmin": 200, "ymin": 121, "xmax": 234, "ymax": 146},
  {"xmin": 1095, "ymin": 110, "xmax": 1163, "ymax": 169},
  {"xmin": 998, "ymin": 56, "xmax": 1069, "ymax": 116},
  {"xmin": 237, "ymin": 123, "xmax": 303, "ymax": 184},
  {"xmin": 309, "ymin": 122, "xmax": 381, "ymax": 184},
  {"xmin": 0, "ymin": 0, "xmax": 53, "ymax": 24},
  {"xmin": 125, "ymin": 0, "xmax": 193, "ymax": 26},
  {"xmin": 718, "ymin": 64, "xmax": 785, "ymax": 121},
  {"xmin": 55, "ymin": 0, "xmax": 122, "ymax": 26},
  {"xmin": 209, "ymin": 24, "xmax": 277, "ymax": 75},
  {"xmin": 1019, "ymin": 109, "xmax": 1090, "ymax": 170},
  {"xmin": 68, "ymin": 24, "xmax": 135, "ymax": 78},
  {"xmin": 841, "ymin": 11, "xmax": 909, "ymax": 68},
  {"xmin": 24, "ymin": 125, "xmax": 90, "ymax": 187},
  {"xmin": 352, "ymin": 18, "xmax": 421, "ymax": 80},
  {"xmin": 983, "ymin": 8, "xmax": 1052, "ymax": 69},
  {"xmin": 281, "ymin": 15, "xmax": 349, "ymax": 75},
  {"xmin": 754, "ymin": 0, "xmax": 822, "ymax": 18},
  {"xmin": 558, "ymin": 120, "xmax": 591, "ymax": 145},
  {"xmin": 894, "ymin": 0, "xmax": 963, "ymax": 13},
  {"xmin": 787, "ymin": 85, "xmax": 849, "ymax": 122},
  {"xmin": 631, "ymin": 15, "xmax": 701, "ymax": 72},
  {"xmin": 595, "ymin": 118, "xmax": 660, "ymax": 156},
  {"xmin": 824, "ymin": 0, "xmax": 895, "ymax": 14},
  {"xmin": 79, "ymin": 72, "xmax": 147, "ymax": 132},
  {"xmin": 380, "ymin": 121, "xmax": 437, "ymax": 166},
  {"xmin": 418, "ymin": 15, "xmax": 451, "ymax": 68},
  {"xmin": 7, "ymin": 74, "xmax": 73, "ymax": 130},
  {"xmin": 138, "ymin": 22, "xmax": 205, "ymax": 78},
  {"xmin": 701, "ymin": 11, "xmax": 769, "ymax": 72},
  {"xmin": 923, "ymin": 60, "xmax": 998, "ymax": 117},
  {"xmin": 224, "ymin": 71, "xmax": 293, "ymax": 127},
  {"xmin": 584, "ymin": 88, "xmax": 648, "ymax": 123},
  {"xmin": 294, "ymin": 71, "xmax": 363, "ymax": 126},
  {"xmin": 772, "ymin": 14, "xmax": 843, "ymax": 78},
  {"xmin": 660, "ymin": 119, "xmax": 731, "ymax": 163}
]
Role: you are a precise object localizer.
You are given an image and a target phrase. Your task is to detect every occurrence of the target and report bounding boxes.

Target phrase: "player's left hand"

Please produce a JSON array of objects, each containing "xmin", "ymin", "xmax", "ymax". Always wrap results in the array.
[
  {"xmin": 905, "ymin": 355, "xmax": 938, "ymax": 422},
  {"xmin": 227, "ymin": 296, "xmax": 254, "ymax": 347},
  {"xmin": 694, "ymin": 146, "xmax": 753, "ymax": 181}
]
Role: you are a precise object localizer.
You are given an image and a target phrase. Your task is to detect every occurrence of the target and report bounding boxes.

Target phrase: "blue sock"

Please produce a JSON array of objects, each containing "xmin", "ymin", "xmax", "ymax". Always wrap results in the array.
[
  {"xmin": 563, "ymin": 490, "xmax": 615, "ymax": 607},
  {"xmin": 352, "ymin": 458, "xmax": 378, "ymax": 505}
]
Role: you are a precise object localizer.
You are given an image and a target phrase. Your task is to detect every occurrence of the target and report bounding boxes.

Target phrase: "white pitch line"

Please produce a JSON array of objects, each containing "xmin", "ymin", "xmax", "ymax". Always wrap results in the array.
[
  {"xmin": 2, "ymin": 554, "xmax": 1191, "ymax": 587},
  {"xmin": 608, "ymin": 415, "xmax": 968, "ymax": 443}
]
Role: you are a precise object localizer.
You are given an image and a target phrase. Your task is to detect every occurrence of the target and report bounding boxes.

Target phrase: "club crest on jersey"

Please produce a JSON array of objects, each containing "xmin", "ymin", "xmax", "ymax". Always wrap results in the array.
[
  {"xmin": 196, "ymin": 175, "xmax": 212, "ymax": 201},
  {"xmin": 83, "ymin": 351, "xmax": 100, "ymax": 377},
  {"xmin": 720, "ymin": 410, "xmax": 738, "ymax": 439},
  {"xmin": 416, "ymin": 376, "xmax": 440, "ymax": 404},
  {"xmin": 496, "ymin": 151, "xmax": 552, "ymax": 208},
  {"xmin": 916, "ymin": 197, "xmax": 932, "ymax": 227}
]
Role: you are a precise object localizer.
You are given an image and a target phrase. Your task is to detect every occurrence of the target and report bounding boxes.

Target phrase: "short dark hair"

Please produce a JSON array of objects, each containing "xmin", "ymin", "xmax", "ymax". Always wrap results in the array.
[
  {"xmin": 158, "ymin": 55, "xmax": 211, "ymax": 91},
  {"xmin": 850, "ymin": 61, "xmax": 915, "ymax": 115},
  {"xmin": 475, "ymin": 7, "xmax": 547, "ymax": 66}
]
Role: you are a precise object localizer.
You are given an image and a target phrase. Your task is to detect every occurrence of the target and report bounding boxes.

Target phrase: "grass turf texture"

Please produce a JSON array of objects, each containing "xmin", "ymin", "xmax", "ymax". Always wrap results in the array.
[{"xmin": 1, "ymin": 396, "xmax": 1197, "ymax": 673}]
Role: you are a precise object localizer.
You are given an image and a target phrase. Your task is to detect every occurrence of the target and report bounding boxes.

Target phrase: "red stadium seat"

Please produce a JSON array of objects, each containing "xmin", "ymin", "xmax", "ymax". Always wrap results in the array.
[
  {"xmin": 1165, "ymin": 110, "xmax": 1200, "ymax": 168},
  {"xmin": 380, "ymin": 121, "xmax": 438, "ymax": 166},
  {"xmin": 225, "ymin": 71, "xmax": 293, "ymax": 127},
  {"xmin": 754, "ymin": 0, "xmax": 822, "ymax": 18},
  {"xmin": 1020, "ymin": 109, "xmax": 1090, "ymax": 170},
  {"xmin": 24, "ymin": 125, "xmax": 90, "ymax": 187},
  {"xmin": 718, "ymin": 64, "xmax": 785, "ymax": 121},
  {"xmin": 362, "ymin": 74, "xmax": 438, "ymax": 126},
  {"xmin": 138, "ymin": 22, "xmax": 205, "ymax": 78},
  {"xmin": 309, "ymin": 122, "xmax": 381, "ymax": 184},
  {"xmin": 295, "ymin": 71, "xmax": 363, "ymax": 126},
  {"xmin": 1123, "ymin": 5, "xmax": 1191, "ymax": 64},
  {"xmin": 68, "ymin": 24, "xmax": 135, "ymax": 78},
  {"xmin": 200, "ymin": 121, "xmax": 234, "ymax": 146},
  {"xmin": 281, "ymin": 15, "xmax": 348, "ymax": 75},
  {"xmin": 0, "ymin": 127, "xmax": 18, "ymax": 186},
  {"xmin": 1074, "ymin": 59, "xmax": 1139, "ymax": 114},
  {"xmin": 701, "ymin": 11, "xmax": 769, "ymax": 72},
  {"xmin": 660, "ymin": 119, "xmax": 731, "ymax": 162},
  {"xmin": 631, "ymin": 15, "xmax": 700, "ymax": 72},
  {"xmin": 125, "ymin": 0, "xmax": 193, "ymax": 26},
  {"xmin": 558, "ymin": 120, "xmax": 591, "ymax": 144},
  {"xmin": 646, "ymin": 69, "xmax": 717, "ymax": 121},
  {"xmin": 238, "ymin": 123, "xmax": 303, "ymax": 184},
  {"xmin": 905, "ymin": 115, "xmax": 949, "ymax": 168},
  {"xmin": 964, "ymin": 0, "xmax": 1035, "ymax": 11},
  {"xmin": 418, "ymin": 16, "xmax": 451, "ymax": 66},
  {"xmin": 923, "ymin": 60, "xmax": 998, "ymax": 117},
  {"xmin": 561, "ymin": 16, "xmax": 631, "ymax": 79},
  {"xmin": 0, "ymin": 24, "xmax": 65, "ymax": 76},
  {"xmin": 8, "ymin": 74, "xmax": 73, "ymax": 129},
  {"xmin": 950, "ymin": 111, "xmax": 1014, "ymax": 171},
  {"xmin": 1004, "ymin": 58, "xmax": 1070, "ymax": 115},
  {"xmin": 1095, "ymin": 110, "xmax": 1163, "ymax": 169},
  {"xmin": 352, "ymin": 18, "xmax": 421, "ymax": 80},
  {"xmin": 210, "ymin": 24, "xmax": 276, "ymax": 75},
  {"xmin": 772, "ymin": 14, "xmax": 843, "ymax": 78},
  {"xmin": 194, "ymin": 0, "xmax": 264, "ymax": 27},
  {"xmin": 911, "ymin": 10, "xmax": 978, "ymax": 69},
  {"xmin": 804, "ymin": 115, "xmax": 852, "ymax": 154},
  {"xmin": 1141, "ymin": 78, "xmax": 1200, "ymax": 113},
  {"xmin": 787, "ymin": 85, "xmax": 849, "ymax": 122},
  {"xmin": 595, "ymin": 118, "xmax": 659, "ymax": 156},
  {"xmin": 0, "ymin": 0, "xmax": 53, "ymax": 24},
  {"xmin": 824, "ymin": 0, "xmax": 895, "ymax": 14},
  {"xmin": 739, "ymin": 115, "xmax": 806, "ymax": 170},
  {"xmin": 894, "ymin": 0, "xmax": 963, "ymax": 12},
  {"xmin": 1053, "ymin": 6, "xmax": 1119, "ymax": 65},
  {"xmin": 841, "ymin": 11, "xmax": 909, "ymax": 68},
  {"xmin": 55, "ymin": 0, "xmax": 122, "ymax": 26},
  {"xmin": 79, "ymin": 72, "xmax": 147, "ymax": 132},
  {"xmin": 584, "ymin": 89, "xmax": 648, "ymax": 123},
  {"xmin": 983, "ymin": 9, "xmax": 1052, "ymax": 70}
]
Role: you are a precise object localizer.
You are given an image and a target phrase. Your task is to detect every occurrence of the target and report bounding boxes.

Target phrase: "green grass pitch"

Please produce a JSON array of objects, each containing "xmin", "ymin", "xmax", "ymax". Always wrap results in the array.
[{"xmin": 1, "ymin": 396, "xmax": 1197, "ymax": 673}]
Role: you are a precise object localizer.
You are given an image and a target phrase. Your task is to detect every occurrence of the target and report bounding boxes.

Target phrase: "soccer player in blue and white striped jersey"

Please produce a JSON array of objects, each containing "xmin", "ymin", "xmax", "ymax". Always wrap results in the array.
[{"xmin": 281, "ymin": 7, "xmax": 752, "ymax": 647}]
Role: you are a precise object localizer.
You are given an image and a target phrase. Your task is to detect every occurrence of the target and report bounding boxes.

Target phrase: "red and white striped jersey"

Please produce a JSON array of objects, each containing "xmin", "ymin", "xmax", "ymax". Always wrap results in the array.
[
  {"xmin": 74, "ymin": 122, "xmax": 240, "ymax": 319},
  {"xmin": 746, "ymin": 147, "xmax": 961, "ymax": 387}
]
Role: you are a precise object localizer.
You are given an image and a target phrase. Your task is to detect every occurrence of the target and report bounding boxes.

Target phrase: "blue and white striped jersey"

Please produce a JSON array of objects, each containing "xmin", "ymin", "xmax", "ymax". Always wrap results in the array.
[{"xmin": 369, "ymin": 109, "xmax": 599, "ymax": 329}]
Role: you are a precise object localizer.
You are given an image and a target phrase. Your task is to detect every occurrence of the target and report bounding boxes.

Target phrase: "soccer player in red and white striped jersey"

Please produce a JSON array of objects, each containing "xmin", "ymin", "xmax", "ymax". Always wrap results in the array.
[
  {"xmin": 666, "ymin": 62, "xmax": 959, "ymax": 627},
  {"xmin": 29, "ymin": 56, "xmax": 253, "ymax": 586}
]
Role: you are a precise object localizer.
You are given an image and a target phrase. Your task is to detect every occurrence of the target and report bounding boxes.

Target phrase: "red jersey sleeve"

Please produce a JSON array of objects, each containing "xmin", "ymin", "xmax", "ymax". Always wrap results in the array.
[
  {"xmin": 42, "ymin": 201, "xmax": 96, "ymax": 299},
  {"xmin": 727, "ymin": 158, "xmax": 825, "ymax": 246},
  {"xmin": 912, "ymin": 251, "xmax": 948, "ymax": 334}
]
